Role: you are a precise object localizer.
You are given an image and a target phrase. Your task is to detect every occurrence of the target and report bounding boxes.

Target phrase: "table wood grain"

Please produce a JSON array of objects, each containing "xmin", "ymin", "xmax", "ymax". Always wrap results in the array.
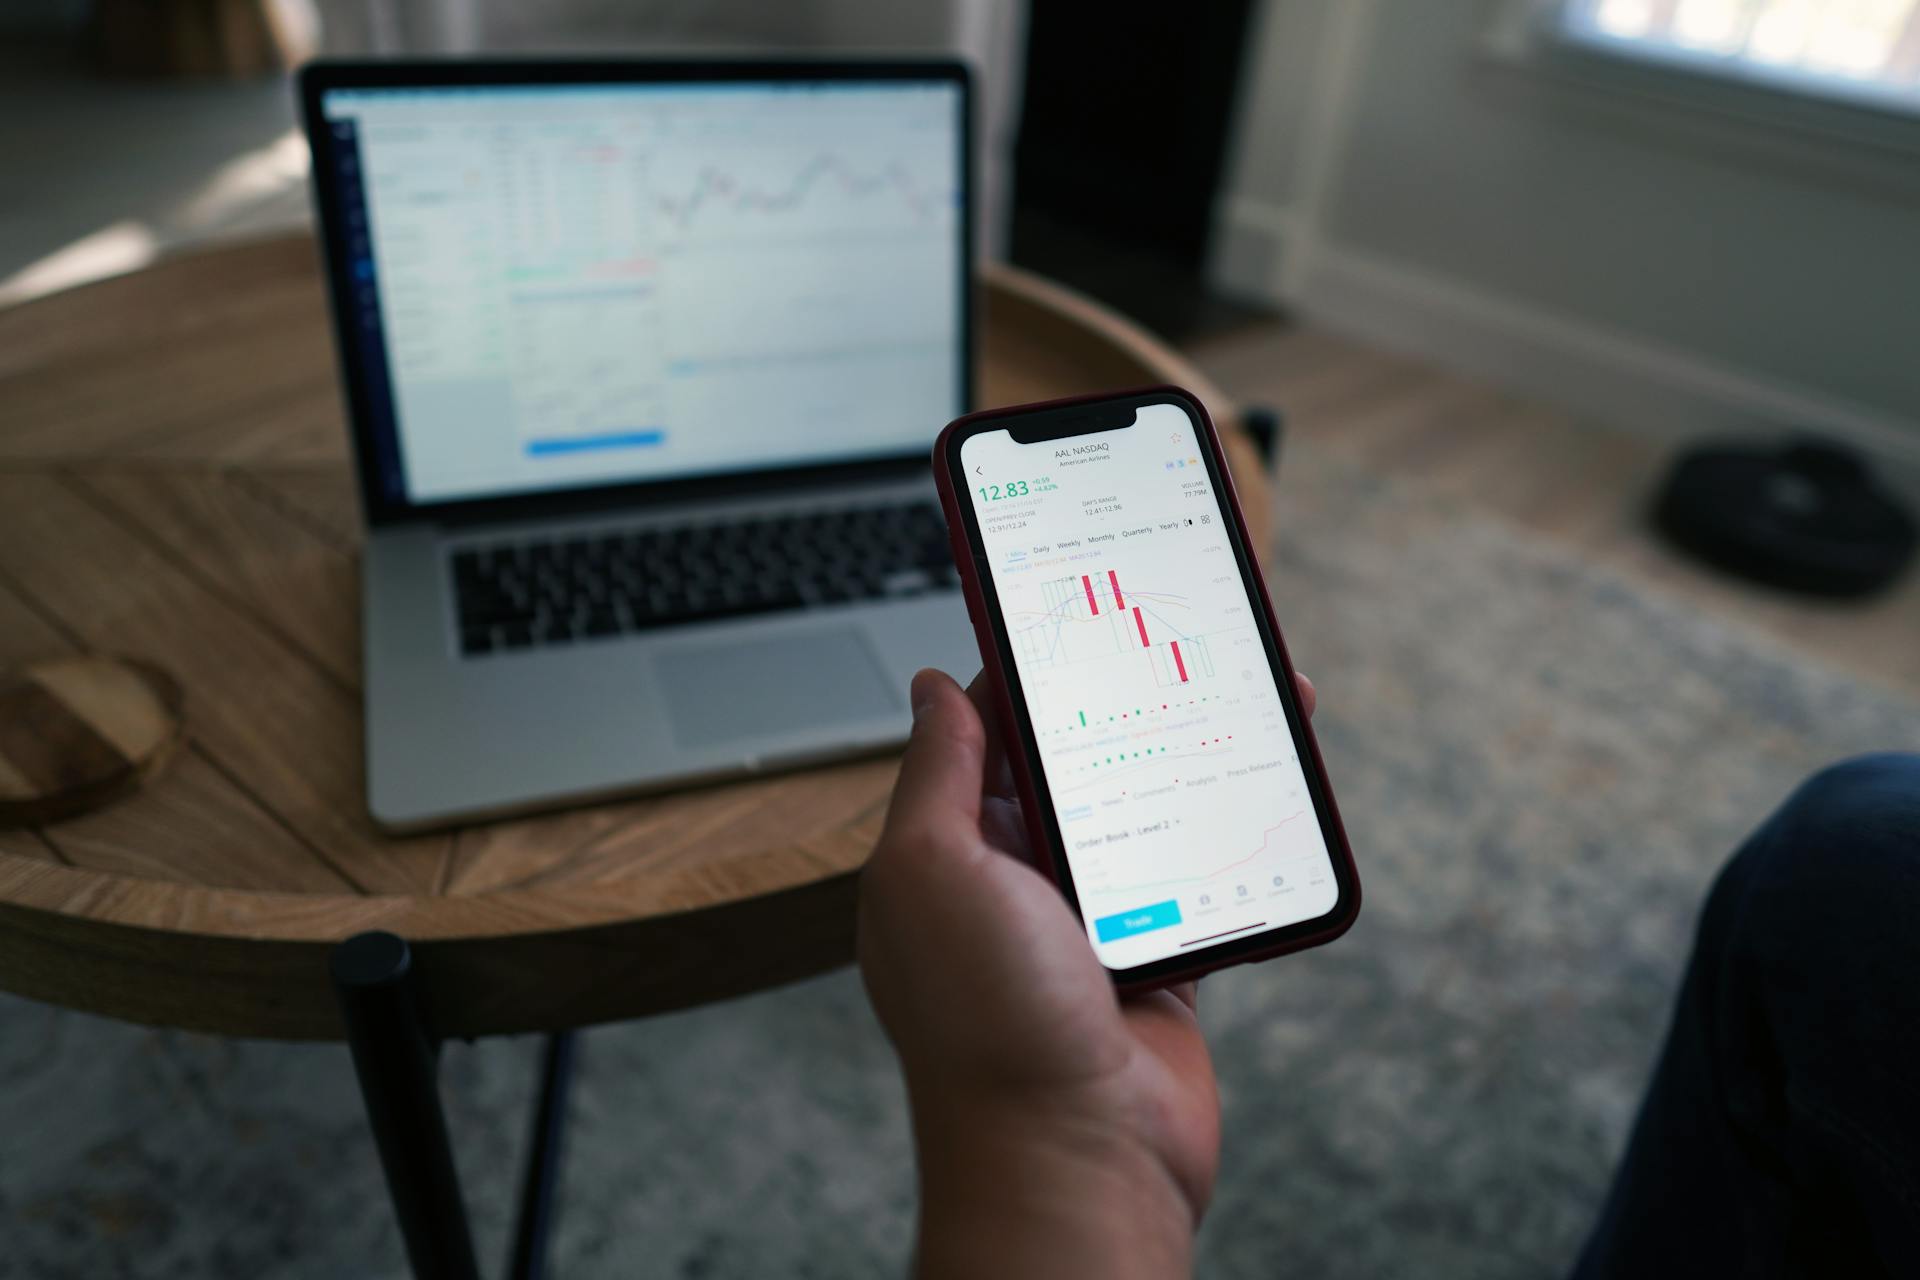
[{"xmin": 0, "ymin": 233, "xmax": 1269, "ymax": 1040}]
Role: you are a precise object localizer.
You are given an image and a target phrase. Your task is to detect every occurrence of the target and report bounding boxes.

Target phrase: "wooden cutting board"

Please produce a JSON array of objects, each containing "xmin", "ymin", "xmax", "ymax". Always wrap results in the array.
[{"xmin": 0, "ymin": 655, "xmax": 186, "ymax": 827}]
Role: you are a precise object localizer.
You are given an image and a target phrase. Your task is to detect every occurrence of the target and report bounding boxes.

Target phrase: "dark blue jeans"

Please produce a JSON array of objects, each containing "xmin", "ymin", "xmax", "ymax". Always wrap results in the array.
[{"xmin": 1574, "ymin": 753, "xmax": 1920, "ymax": 1279}]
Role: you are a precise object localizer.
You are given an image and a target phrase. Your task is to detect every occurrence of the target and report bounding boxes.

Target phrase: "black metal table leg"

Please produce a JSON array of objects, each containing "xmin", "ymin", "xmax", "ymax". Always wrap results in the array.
[
  {"xmin": 332, "ymin": 931, "xmax": 482, "ymax": 1280},
  {"xmin": 507, "ymin": 1030, "xmax": 578, "ymax": 1280},
  {"xmin": 333, "ymin": 932, "xmax": 581, "ymax": 1280}
]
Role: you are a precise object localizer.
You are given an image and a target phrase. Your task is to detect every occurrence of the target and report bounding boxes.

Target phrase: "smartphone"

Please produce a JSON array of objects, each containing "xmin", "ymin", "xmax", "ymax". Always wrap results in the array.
[{"xmin": 934, "ymin": 387, "xmax": 1360, "ymax": 990}]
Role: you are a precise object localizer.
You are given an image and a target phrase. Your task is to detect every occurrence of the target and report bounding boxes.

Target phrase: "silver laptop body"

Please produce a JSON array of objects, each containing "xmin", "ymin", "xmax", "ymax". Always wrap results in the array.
[{"xmin": 300, "ymin": 59, "xmax": 978, "ymax": 829}]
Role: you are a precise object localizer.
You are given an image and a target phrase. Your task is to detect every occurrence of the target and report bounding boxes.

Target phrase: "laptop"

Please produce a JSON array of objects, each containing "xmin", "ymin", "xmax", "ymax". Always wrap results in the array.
[{"xmin": 298, "ymin": 60, "xmax": 979, "ymax": 829}]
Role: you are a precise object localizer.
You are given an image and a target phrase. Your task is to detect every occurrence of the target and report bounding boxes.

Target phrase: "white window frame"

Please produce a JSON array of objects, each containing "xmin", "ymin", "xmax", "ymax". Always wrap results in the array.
[{"xmin": 1482, "ymin": 0, "xmax": 1920, "ymax": 193}]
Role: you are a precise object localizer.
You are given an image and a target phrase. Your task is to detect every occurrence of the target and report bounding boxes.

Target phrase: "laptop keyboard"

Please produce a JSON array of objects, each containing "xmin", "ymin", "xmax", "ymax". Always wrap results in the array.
[{"xmin": 451, "ymin": 500, "xmax": 957, "ymax": 656}]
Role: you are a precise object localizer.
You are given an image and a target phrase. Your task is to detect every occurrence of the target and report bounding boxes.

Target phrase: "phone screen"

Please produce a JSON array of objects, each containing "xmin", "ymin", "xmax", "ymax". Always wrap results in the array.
[{"xmin": 958, "ymin": 399, "xmax": 1341, "ymax": 971}]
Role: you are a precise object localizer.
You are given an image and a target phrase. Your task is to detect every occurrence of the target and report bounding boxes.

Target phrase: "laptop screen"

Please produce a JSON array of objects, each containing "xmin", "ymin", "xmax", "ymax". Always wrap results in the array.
[{"xmin": 316, "ymin": 77, "xmax": 965, "ymax": 507}]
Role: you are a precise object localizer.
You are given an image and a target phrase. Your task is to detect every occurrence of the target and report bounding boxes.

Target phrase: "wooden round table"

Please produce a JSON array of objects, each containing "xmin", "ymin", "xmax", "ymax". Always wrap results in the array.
[{"xmin": 0, "ymin": 233, "xmax": 1270, "ymax": 1042}]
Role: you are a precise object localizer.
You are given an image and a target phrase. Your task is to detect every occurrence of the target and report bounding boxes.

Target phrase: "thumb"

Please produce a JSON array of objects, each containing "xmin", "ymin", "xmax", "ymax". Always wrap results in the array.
[{"xmin": 879, "ymin": 668, "xmax": 986, "ymax": 850}]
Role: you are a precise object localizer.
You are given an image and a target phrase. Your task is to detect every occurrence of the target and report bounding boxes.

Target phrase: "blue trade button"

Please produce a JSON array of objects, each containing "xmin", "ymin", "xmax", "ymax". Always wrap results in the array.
[{"xmin": 1094, "ymin": 899, "xmax": 1183, "ymax": 943}]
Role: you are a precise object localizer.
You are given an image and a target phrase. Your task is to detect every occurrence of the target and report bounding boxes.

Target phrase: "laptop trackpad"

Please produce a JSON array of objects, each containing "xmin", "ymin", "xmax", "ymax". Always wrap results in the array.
[{"xmin": 655, "ymin": 626, "xmax": 901, "ymax": 750}]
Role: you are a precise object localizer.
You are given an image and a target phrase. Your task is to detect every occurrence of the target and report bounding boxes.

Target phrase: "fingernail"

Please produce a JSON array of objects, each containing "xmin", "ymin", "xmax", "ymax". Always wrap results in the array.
[{"xmin": 909, "ymin": 670, "xmax": 937, "ymax": 720}]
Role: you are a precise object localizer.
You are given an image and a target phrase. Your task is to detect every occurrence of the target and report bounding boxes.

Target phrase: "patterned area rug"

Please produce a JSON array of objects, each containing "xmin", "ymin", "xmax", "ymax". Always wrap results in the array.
[{"xmin": 4, "ymin": 441, "xmax": 1915, "ymax": 1277}]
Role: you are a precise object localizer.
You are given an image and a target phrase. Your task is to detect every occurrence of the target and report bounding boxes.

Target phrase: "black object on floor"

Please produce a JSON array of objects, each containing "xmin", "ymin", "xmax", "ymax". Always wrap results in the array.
[
  {"xmin": 1243, "ymin": 406, "xmax": 1285, "ymax": 469},
  {"xmin": 1652, "ymin": 438, "xmax": 1917, "ymax": 597}
]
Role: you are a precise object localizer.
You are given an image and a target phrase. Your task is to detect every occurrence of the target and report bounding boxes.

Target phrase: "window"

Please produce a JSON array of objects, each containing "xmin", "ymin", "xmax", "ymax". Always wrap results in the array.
[{"xmin": 1557, "ymin": 0, "xmax": 1920, "ymax": 113}]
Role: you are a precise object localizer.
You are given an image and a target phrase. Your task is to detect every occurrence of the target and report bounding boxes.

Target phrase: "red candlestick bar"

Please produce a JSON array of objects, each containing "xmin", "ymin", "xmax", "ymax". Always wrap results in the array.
[
  {"xmin": 1081, "ymin": 574, "xmax": 1099, "ymax": 616},
  {"xmin": 1171, "ymin": 640, "xmax": 1189, "ymax": 683},
  {"xmin": 1133, "ymin": 606, "xmax": 1149, "ymax": 647},
  {"xmin": 1108, "ymin": 569, "xmax": 1124, "ymax": 611}
]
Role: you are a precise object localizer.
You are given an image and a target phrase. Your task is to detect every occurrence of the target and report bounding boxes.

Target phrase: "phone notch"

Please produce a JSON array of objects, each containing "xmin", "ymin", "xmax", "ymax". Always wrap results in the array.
[{"xmin": 1006, "ymin": 401, "xmax": 1140, "ymax": 445}]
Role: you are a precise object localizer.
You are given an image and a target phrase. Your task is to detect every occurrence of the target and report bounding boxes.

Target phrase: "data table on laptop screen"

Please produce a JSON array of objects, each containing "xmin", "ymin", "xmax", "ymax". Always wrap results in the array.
[{"xmin": 320, "ymin": 82, "xmax": 964, "ymax": 503}]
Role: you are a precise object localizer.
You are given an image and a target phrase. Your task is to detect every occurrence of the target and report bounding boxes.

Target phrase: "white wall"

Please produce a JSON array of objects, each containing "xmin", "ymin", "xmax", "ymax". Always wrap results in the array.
[{"xmin": 1212, "ymin": 0, "xmax": 1920, "ymax": 463}]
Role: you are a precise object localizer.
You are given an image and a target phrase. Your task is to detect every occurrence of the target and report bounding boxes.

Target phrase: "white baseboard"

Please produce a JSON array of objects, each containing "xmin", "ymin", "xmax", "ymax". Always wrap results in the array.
[
  {"xmin": 1293, "ymin": 244, "xmax": 1920, "ymax": 474},
  {"xmin": 1207, "ymin": 196, "xmax": 1300, "ymax": 306}
]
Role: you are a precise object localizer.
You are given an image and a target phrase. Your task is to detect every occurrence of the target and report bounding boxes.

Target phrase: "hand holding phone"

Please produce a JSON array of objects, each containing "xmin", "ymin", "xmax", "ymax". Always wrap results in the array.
[
  {"xmin": 860, "ymin": 666, "xmax": 1222, "ymax": 1274},
  {"xmin": 933, "ymin": 388, "xmax": 1360, "ymax": 989},
  {"xmin": 860, "ymin": 665, "xmax": 1318, "ymax": 1273},
  {"xmin": 858, "ymin": 389, "xmax": 1355, "ymax": 1274}
]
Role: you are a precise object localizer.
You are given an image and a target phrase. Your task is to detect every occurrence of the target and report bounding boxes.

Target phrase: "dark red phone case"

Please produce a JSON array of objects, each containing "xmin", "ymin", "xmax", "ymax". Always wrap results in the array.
[{"xmin": 932, "ymin": 386, "xmax": 1361, "ymax": 992}]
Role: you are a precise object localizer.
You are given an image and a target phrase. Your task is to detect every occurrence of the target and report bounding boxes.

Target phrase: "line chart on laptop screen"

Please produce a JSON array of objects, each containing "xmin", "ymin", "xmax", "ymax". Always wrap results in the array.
[{"xmin": 321, "ymin": 82, "xmax": 963, "ymax": 503}]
